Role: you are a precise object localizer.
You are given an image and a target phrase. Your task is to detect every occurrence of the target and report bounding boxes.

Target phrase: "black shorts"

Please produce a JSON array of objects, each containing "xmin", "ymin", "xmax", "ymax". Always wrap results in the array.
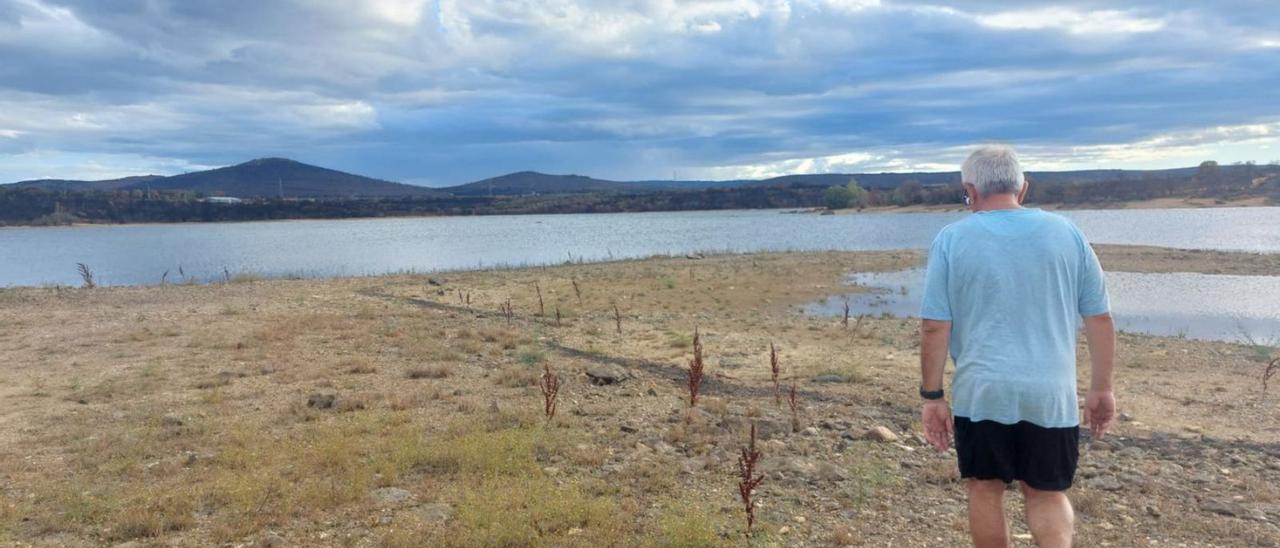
[{"xmin": 953, "ymin": 417, "xmax": 1079, "ymax": 491}]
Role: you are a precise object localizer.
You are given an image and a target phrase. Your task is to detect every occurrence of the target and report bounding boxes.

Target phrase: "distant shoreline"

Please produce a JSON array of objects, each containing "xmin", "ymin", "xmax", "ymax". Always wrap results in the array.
[
  {"xmin": 2, "ymin": 198, "xmax": 1275, "ymax": 229},
  {"xmin": 824, "ymin": 195, "xmax": 1273, "ymax": 215}
]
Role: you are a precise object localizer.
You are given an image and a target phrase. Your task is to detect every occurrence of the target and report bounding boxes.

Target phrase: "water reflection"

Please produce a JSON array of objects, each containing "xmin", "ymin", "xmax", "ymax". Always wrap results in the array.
[{"xmin": 805, "ymin": 269, "xmax": 1280, "ymax": 344}]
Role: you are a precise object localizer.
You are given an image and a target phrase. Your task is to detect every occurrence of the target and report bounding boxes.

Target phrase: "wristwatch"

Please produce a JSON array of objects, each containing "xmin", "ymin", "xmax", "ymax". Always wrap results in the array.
[{"xmin": 919, "ymin": 387, "xmax": 945, "ymax": 400}]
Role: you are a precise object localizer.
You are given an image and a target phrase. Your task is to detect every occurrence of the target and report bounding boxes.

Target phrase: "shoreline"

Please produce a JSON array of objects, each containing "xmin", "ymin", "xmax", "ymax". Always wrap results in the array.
[
  {"xmin": 1, "ymin": 198, "xmax": 1275, "ymax": 229},
  {"xmin": 827, "ymin": 195, "xmax": 1273, "ymax": 215},
  {"xmin": 2, "ymin": 244, "xmax": 1277, "ymax": 291}
]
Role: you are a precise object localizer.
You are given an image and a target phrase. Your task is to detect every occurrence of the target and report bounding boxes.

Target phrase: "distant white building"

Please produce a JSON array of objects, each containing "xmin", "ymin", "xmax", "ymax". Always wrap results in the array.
[{"xmin": 204, "ymin": 196, "xmax": 244, "ymax": 204}]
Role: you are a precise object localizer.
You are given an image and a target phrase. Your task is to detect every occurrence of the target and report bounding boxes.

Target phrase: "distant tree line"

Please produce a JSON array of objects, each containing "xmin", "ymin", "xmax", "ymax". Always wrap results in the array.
[
  {"xmin": 823, "ymin": 161, "xmax": 1279, "ymax": 209},
  {"xmin": 1, "ymin": 161, "xmax": 1275, "ymax": 226},
  {"xmin": 0, "ymin": 185, "xmax": 831, "ymax": 226}
]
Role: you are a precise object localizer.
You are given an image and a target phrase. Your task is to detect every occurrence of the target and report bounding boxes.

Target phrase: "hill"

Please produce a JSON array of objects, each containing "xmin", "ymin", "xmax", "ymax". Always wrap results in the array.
[
  {"xmin": 8, "ymin": 174, "xmax": 165, "ymax": 192},
  {"xmin": 144, "ymin": 158, "xmax": 441, "ymax": 198},
  {"xmin": 444, "ymin": 167, "xmax": 1211, "ymax": 196},
  {"xmin": 1, "ymin": 157, "xmax": 1250, "ymax": 202},
  {"xmin": 6, "ymin": 159, "xmax": 441, "ymax": 198},
  {"xmin": 440, "ymin": 171, "xmax": 643, "ymax": 196}
]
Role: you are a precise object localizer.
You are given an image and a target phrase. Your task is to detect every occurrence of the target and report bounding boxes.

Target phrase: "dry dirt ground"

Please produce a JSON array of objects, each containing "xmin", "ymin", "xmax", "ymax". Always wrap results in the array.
[{"xmin": 0, "ymin": 246, "xmax": 1278, "ymax": 547}]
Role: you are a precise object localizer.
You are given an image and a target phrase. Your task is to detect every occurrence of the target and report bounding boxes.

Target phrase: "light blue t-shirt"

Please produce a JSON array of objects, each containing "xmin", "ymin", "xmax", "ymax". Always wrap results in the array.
[{"xmin": 920, "ymin": 208, "xmax": 1110, "ymax": 428}]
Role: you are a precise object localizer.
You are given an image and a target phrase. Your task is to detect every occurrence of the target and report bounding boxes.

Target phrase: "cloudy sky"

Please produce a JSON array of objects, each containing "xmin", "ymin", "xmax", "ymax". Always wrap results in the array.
[{"xmin": 1, "ymin": 0, "xmax": 1277, "ymax": 185}]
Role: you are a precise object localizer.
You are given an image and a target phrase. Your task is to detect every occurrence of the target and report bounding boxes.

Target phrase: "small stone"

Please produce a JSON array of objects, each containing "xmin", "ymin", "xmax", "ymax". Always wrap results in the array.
[
  {"xmin": 1013, "ymin": 533, "xmax": 1033, "ymax": 541},
  {"xmin": 307, "ymin": 393, "xmax": 337, "ymax": 409},
  {"xmin": 412, "ymin": 503, "xmax": 455, "ymax": 525},
  {"xmin": 1118, "ymin": 412, "xmax": 1134, "ymax": 422},
  {"xmin": 1183, "ymin": 425, "xmax": 1203, "ymax": 434},
  {"xmin": 778, "ymin": 526, "xmax": 791, "ymax": 535},
  {"xmin": 864, "ymin": 426, "xmax": 899, "ymax": 443},
  {"xmin": 1086, "ymin": 476, "xmax": 1123, "ymax": 491},
  {"xmin": 371, "ymin": 487, "xmax": 413, "ymax": 506},
  {"xmin": 680, "ymin": 458, "xmax": 704, "ymax": 475},
  {"xmin": 803, "ymin": 426, "xmax": 820, "ymax": 436},
  {"xmin": 256, "ymin": 532, "xmax": 286, "ymax": 548},
  {"xmin": 620, "ymin": 423, "xmax": 639, "ymax": 434},
  {"xmin": 730, "ymin": 417, "xmax": 789, "ymax": 440},
  {"xmin": 813, "ymin": 374, "xmax": 847, "ymax": 383},
  {"xmin": 793, "ymin": 515, "xmax": 807, "ymax": 523},
  {"xmin": 1201, "ymin": 500, "xmax": 1246, "ymax": 517},
  {"xmin": 585, "ymin": 364, "xmax": 629, "ymax": 385}
]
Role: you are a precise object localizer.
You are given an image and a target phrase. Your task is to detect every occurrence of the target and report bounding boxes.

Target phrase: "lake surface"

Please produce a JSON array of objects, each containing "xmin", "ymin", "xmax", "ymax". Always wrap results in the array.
[
  {"xmin": 805, "ymin": 268, "xmax": 1280, "ymax": 344},
  {"xmin": 1, "ymin": 207, "xmax": 1278, "ymax": 288}
]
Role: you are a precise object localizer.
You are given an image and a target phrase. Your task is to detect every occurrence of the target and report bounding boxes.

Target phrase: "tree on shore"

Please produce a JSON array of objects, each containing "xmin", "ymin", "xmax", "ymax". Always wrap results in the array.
[
  {"xmin": 823, "ymin": 178, "xmax": 867, "ymax": 210},
  {"xmin": 891, "ymin": 179, "xmax": 923, "ymax": 206}
]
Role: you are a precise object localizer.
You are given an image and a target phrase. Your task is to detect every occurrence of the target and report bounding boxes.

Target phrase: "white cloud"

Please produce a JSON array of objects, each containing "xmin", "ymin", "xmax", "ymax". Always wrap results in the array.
[
  {"xmin": 1, "ymin": 150, "xmax": 217, "ymax": 181},
  {"xmin": 1019, "ymin": 122, "xmax": 1280, "ymax": 170},
  {"xmin": 807, "ymin": 0, "xmax": 881, "ymax": 14},
  {"xmin": 691, "ymin": 149, "xmax": 942, "ymax": 179},
  {"xmin": 689, "ymin": 20, "xmax": 722, "ymax": 33},
  {"xmin": 363, "ymin": 0, "xmax": 431, "ymax": 26},
  {"xmin": 0, "ymin": 0, "xmax": 126, "ymax": 54},
  {"xmin": 696, "ymin": 121, "xmax": 1280, "ymax": 179},
  {"xmin": 0, "ymin": 93, "xmax": 191, "ymax": 136},
  {"xmin": 976, "ymin": 7, "xmax": 1164, "ymax": 35},
  {"xmin": 289, "ymin": 101, "xmax": 380, "ymax": 131}
]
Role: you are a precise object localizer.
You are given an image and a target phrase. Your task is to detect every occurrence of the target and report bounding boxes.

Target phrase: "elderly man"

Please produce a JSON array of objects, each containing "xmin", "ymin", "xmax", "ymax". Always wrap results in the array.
[{"xmin": 918, "ymin": 145, "xmax": 1116, "ymax": 548}]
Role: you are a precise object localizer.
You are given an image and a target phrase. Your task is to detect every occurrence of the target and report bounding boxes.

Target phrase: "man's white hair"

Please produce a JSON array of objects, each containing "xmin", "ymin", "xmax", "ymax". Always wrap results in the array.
[{"xmin": 961, "ymin": 145, "xmax": 1025, "ymax": 195}]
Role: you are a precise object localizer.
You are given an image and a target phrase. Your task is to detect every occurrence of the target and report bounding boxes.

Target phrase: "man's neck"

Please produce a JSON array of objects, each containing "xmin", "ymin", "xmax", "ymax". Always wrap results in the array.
[{"xmin": 973, "ymin": 194, "xmax": 1022, "ymax": 212}]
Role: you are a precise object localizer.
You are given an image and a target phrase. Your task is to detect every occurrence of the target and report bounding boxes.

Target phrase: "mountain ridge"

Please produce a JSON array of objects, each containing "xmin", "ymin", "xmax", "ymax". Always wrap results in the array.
[
  {"xmin": 4, "ymin": 157, "xmax": 1216, "ymax": 198},
  {"xmin": 7, "ymin": 158, "xmax": 443, "ymax": 198}
]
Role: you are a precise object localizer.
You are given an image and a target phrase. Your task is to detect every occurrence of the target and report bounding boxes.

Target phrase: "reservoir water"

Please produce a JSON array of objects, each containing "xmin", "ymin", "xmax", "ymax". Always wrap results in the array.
[
  {"xmin": 804, "ymin": 269, "xmax": 1280, "ymax": 344},
  {"xmin": 1, "ymin": 206, "xmax": 1278, "ymax": 288}
]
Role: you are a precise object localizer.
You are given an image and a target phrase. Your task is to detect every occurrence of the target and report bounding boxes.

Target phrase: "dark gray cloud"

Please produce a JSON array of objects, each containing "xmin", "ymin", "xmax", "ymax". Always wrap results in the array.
[{"xmin": 1, "ymin": 0, "xmax": 1277, "ymax": 184}]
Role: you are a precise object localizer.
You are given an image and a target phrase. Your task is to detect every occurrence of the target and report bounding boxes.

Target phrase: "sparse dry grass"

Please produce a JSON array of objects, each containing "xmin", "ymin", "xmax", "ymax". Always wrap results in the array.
[
  {"xmin": 0, "ymin": 248, "xmax": 1277, "ymax": 545},
  {"xmin": 406, "ymin": 364, "xmax": 451, "ymax": 379}
]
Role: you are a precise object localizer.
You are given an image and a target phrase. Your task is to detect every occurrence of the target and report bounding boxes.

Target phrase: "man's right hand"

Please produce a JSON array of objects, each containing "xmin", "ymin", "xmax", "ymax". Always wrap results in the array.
[
  {"xmin": 1084, "ymin": 389, "xmax": 1115, "ymax": 439},
  {"xmin": 922, "ymin": 399, "xmax": 953, "ymax": 451}
]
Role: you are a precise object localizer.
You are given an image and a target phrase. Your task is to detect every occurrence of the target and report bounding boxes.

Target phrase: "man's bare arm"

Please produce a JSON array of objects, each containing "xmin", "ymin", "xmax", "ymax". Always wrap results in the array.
[
  {"xmin": 920, "ymin": 319, "xmax": 951, "ymax": 391},
  {"xmin": 1082, "ymin": 313, "xmax": 1116, "ymax": 438},
  {"xmin": 920, "ymin": 319, "xmax": 952, "ymax": 451}
]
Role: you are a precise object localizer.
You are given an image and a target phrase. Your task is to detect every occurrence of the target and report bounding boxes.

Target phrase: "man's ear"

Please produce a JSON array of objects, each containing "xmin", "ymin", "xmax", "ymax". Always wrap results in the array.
[
  {"xmin": 1017, "ymin": 179, "xmax": 1031, "ymax": 204},
  {"xmin": 962, "ymin": 183, "xmax": 978, "ymax": 208}
]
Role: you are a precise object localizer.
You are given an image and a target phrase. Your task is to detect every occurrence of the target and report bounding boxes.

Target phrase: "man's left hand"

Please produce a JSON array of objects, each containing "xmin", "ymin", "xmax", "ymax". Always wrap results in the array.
[{"xmin": 922, "ymin": 399, "xmax": 953, "ymax": 451}]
